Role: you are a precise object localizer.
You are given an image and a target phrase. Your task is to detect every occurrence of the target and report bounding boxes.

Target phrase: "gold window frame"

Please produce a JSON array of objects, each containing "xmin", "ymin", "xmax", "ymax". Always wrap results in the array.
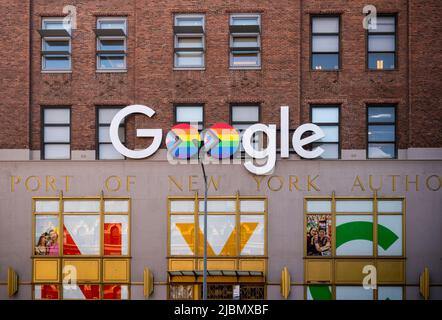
[
  {"xmin": 31, "ymin": 194, "xmax": 131, "ymax": 300},
  {"xmin": 303, "ymin": 192, "xmax": 406, "ymax": 300}
]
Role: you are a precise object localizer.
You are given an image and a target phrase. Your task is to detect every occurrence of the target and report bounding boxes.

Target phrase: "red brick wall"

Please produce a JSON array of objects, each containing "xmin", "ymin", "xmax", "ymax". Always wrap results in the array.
[
  {"xmin": 0, "ymin": 0, "xmax": 441, "ymax": 152},
  {"xmin": 0, "ymin": 0, "xmax": 30, "ymax": 149}
]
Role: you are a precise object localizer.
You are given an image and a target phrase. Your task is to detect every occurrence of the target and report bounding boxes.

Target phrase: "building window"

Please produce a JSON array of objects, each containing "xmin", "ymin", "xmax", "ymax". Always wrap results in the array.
[
  {"xmin": 311, "ymin": 16, "xmax": 340, "ymax": 70},
  {"xmin": 310, "ymin": 105, "xmax": 340, "ymax": 159},
  {"xmin": 97, "ymin": 107, "xmax": 125, "ymax": 160},
  {"xmin": 174, "ymin": 15, "xmax": 205, "ymax": 69},
  {"xmin": 95, "ymin": 17, "xmax": 127, "ymax": 70},
  {"xmin": 168, "ymin": 197, "xmax": 266, "ymax": 257},
  {"xmin": 367, "ymin": 105, "xmax": 396, "ymax": 159},
  {"xmin": 40, "ymin": 18, "xmax": 71, "ymax": 71},
  {"xmin": 42, "ymin": 108, "xmax": 71, "ymax": 160},
  {"xmin": 175, "ymin": 105, "xmax": 204, "ymax": 130},
  {"xmin": 304, "ymin": 196, "xmax": 405, "ymax": 300},
  {"xmin": 368, "ymin": 16, "xmax": 396, "ymax": 70},
  {"xmin": 32, "ymin": 197, "xmax": 131, "ymax": 300},
  {"xmin": 229, "ymin": 14, "xmax": 261, "ymax": 68},
  {"xmin": 231, "ymin": 104, "xmax": 260, "ymax": 155}
]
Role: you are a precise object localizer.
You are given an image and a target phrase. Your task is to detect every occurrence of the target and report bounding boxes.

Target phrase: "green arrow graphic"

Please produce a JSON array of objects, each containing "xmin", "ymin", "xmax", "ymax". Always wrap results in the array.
[
  {"xmin": 309, "ymin": 285, "xmax": 332, "ymax": 300},
  {"xmin": 336, "ymin": 221, "xmax": 399, "ymax": 250}
]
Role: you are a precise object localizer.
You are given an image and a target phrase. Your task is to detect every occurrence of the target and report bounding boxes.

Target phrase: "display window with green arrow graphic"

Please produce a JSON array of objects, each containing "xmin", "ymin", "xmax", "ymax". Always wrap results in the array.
[{"xmin": 304, "ymin": 195, "xmax": 405, "ymax": 300}]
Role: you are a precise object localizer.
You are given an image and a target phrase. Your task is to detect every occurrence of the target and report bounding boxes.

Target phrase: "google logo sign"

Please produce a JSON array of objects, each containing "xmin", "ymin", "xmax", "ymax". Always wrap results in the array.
[{"xmin": 110, "ymin": 105, "xmax": 326, "ymax": 175}]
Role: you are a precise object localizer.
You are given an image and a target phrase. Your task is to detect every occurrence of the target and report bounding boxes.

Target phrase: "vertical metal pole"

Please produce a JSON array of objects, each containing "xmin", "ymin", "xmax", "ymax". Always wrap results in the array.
[{"xmin": 201, "ymin": 161, "xmax": 208, "ymax": 300}]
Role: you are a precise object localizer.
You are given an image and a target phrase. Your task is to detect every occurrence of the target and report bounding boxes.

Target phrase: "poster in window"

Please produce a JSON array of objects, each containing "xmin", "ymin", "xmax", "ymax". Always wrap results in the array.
[{"xmin": 306, "ymin": 215, "xmax": 332, "ymax": 256}]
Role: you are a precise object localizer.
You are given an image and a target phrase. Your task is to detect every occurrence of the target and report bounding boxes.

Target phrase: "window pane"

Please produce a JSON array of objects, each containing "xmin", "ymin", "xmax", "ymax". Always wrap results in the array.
[
  {"xmin": 35, "ymin": 215, "xmax": 59, "ymax": 256},
  {"xmin": 34, "ymin": 285, "xmax": 59, "ymax": 300},
  {"xmin": 99, "ymin": 126, "xmax": 125, "ymax": 143},
  {"xmin": 368, "ymin": 52, "xmax": 395, "ymax": 70},
  {"xmin": 312, "ymin": 54, "xmax": 339, "ymax": 70},
  {"xmin": 336, "ymin": 200, "xmax": 373, "ymax": 212},
  {"xmin": 336, "ymin": 215, "xmax": 373, "ymax": 256},
  {"xmin": 35, "ymin": 200, "xmax": 59, "ymax": 213},
  {"xmin": 378, "ymin": 200, "xmax": 402, "ymax": 213},
  {"xmin": 43, "ymin": 20, "xmax": 67, "ymax": 30},
  {"xmin": 240, "ymin": 215, "xmax": 264, "ymax": 256},
  {"xmin": 199, "ymin": 200, "xmax": 236, "ymax": 213},
  {"xmin": 44, "ymin": 126, "xmax": 70, "ymax": 143},
  {"xmin": 99, "ymin": 144, "xmax": 124, "ymax": 160},
  {"xmin": 98, "ymin": 20, "xmax": 126, "ymax": 31},
  {"xmin": 99, "ymin": 108, "xmax": 121, "ymax": 124},
  {"xmin": 63, "ymin": 215, "xmax": 100, "ymax": 255},
  {"xmin": 170, "ymin": 200, "xmax": 195, "ymax": 213},
  {"xmin": 232, "ymin": 106, "xmax": 259, "ymax": 122},
  {"xmin": 312, "ymin": 17, "xmax": 339, "ymax": 33},
  {"xmin": 369, "ymin": 16, "xmax": 395, "ymax": 33},
  {"xmin": 306, "ymin": 215, "xmax": 332, "ymax": 256},
  {"xmin": 312, "ymin": 107, "xmax": 339, "ymax": 123},
  {"xmin": 378, "ymin": 215, "xmax": 402, "ymax": 256},
  {"xmin": 63, "ymin": 285, "xmax": 100, "ymax": 300},
  {"xmin": 317, "ymin": 126, "xmax": 338, "ymax": 142},
  {"xmin": 43, "ymin": 56, "xmax": 70, "ymax": 70},
  {"xmin": 368, "ymin": 143, "xmax": 395, "ymax": 159},
  {"xmin": 368, "ymin": 107, "xmax": 395, "ymax": 123},
  {"xmin": 176, "ymin": 106, "xmax": 203, "ymax": 123},
  {"xmin": 231, "ymin": 53, "xmax": 259, "ymax": 66},
  {"xmin": 170, "ymin": 215, "xmax": 195, "ymax": 255},
  {"xmin": 104, "ymin": 200, "xmax": 129, "ymax": 212},
  {"xmin": 232, "ymin": 37, "xmax": 258, "ymax": 47},
  {"xmin": 306, "ymin": 200, "xmax": 331, "ymax": 213},
  {"xmin": 169, "ymin": 284, "xmax": 193, "ymax": 300},
  {"xmin": 99, "ymin": 55, "xmax": 125, "ymax": 69},
  {"xmin": 104, "ymin": 215, "xmax": 129, "ymax": 255},
  {"xmin": 378, "ymin": 287, "xmax": 403, "ymax": 300},
  {"xmin": 176, "ymin": 37, "xmax": 203, "ymax": 48},
  {"xmin": 44, "ymin": 144, "xmax": 70, "ymax": 159},
  {"xmin": 175, "ymin": 52, "xmax": 203, "ymax": 67},
  {"xmin": 368, "ymin": 125, "xmax": 395, "ymax": 142},
  {"xmin": 44, "ymin": 109, "xmax": 70, "ymax": 124},
  {"xmin": 307, "ymin": 285, "xmax": 332, "ymax": 300},
  {"xmin": 64, "ymin": 200, "xmax": 100, "ymax": 212},
  {"xmin": 43, "ymin": 40, "xmax": 69, "ymax": 51},
  {"xmin": 103, "ymin": 285, "xmax": 129, "ymax": 300},
  {"xmin": 368, "ymin": 35, "xmax": 395, "ymax": 52},
  {"xmin": 199, "ymin": 215, "xmax": 236, "ymax": 256},
  {"xmin": 175, "ymin": 16, "xmax": 204, "ymax": 26},
  {"xmin": 98, "ymin": 39, "xmax": 125, "ymax": 51},
  {"xmin": 231, "ymin": 16, "xmax": 259, "ymax": 26},
  {"xmin": 312, "ymin": 35, "xmax": 339, "ymax": 52},
  {"xmin": 336, "ymin": 287, "xmax": 373, "ymax": 300},
  {"xmin": 313, "ymin": 143, "xmax": 339, "ymax": 159},
  {"xmin": 240, "ymin": 200, "xmax": 265, "ymax": 212}
]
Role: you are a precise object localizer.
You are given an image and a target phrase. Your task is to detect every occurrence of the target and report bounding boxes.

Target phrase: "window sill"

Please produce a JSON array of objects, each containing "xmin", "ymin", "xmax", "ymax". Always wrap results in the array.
[
  {"xmin": 41, "ymin": 70, "xmax": 72, "ymax": 74},
  {"xmin": 229, "ymin": 67, "xmax": 262, "ymax": 70},
  {"xmin": 96, "ymin": 69, "xmax": 128, "ymax": 73},
  {"xmin": 173, "ymin": 67, "xmax": 205, "ymax": 71}
]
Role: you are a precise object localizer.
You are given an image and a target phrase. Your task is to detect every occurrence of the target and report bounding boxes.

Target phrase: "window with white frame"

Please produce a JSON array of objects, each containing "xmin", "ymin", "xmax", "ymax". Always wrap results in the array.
[
  {"xmin": 95, "ymin": 17, "xmax": 127, "ymax": 70},
  {"xmin": 310, "ymin": 105, "xmax": 340, "ymax": 159},
  {"xmin": 229, "ymin": 14, "xmax": 261, "ymax": 68},
  {"xmin": 40, "ymin": 18, "xmax": 71, "ymax": 71},
  {"xmin": 42, "ymin": 108, "xmax": 71, "ymax": 160},
  {"xmin": 97, "ymin": 108, "xmax": 125, "ymax": 160},
  {"xmin": 231, "ymin": 105, "xmax": 261, "ymax": 155},
  {"xmin": 174, "ymin": 15, "xmax": 205, "ymax": 68},
  {"xmin": 311, "ymin": 16, "xmax": 340, "ymax": 70},
  {"xmin": 175, "ymin": 105, "xmax": 204, "ymax": 130}
]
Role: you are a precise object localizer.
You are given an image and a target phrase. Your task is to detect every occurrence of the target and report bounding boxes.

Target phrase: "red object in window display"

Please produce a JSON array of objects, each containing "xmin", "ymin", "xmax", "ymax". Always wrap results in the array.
[
  {"xmin": 104, "ymin": 223, "xmax": 122, "ymax": 255},
  {"xmin": 79, "ymin": 285, "xmax": 100, "ymax": 299},
  {"xmin": 41, "ymin": 285, "xmax": 59, "ymax": 299},
  {"xmin": 63, "ymin": 225, "xmax": 82, "ymax": 255},
  {"xmin": 104, "ymin": 285, "xmax": 122, "ymax": 299}
]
